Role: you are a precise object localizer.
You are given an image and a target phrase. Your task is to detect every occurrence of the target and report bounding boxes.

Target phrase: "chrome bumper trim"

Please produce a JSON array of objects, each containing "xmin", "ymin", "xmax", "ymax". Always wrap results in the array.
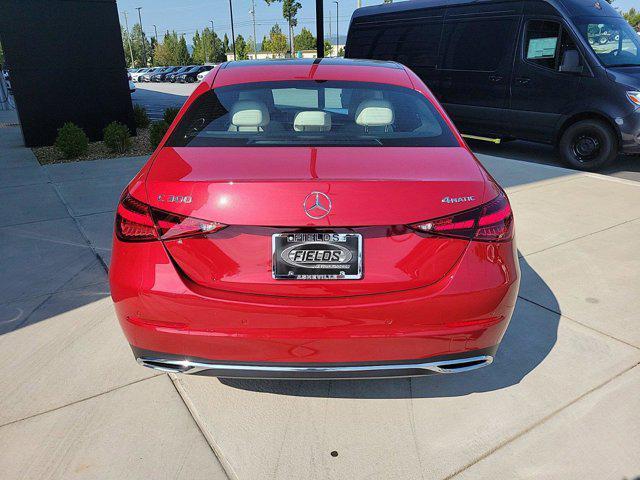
[{"xmin": 136, "ymin": 355, "xmax": 493, "ymax": 379}]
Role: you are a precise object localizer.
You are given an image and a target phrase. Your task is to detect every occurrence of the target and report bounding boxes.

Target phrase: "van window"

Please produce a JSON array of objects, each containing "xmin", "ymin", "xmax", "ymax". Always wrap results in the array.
[
  {"xmin": 347, "ymin": 20, "xmax": 443, "ymax": 68},
  {"xmin": 525, "ymin": 20, "xmax": 560, "ymax": 69},
  {"xmin": 524, "ymin": 20, "xmax": 581, "ymax": 71},
  {"xmin": 442, "ymin": 19, "xmax": 517, "ymax": 71},
  {"xmin": 574, "ymin": 17, "xmax": 640, "ymax": 68}
]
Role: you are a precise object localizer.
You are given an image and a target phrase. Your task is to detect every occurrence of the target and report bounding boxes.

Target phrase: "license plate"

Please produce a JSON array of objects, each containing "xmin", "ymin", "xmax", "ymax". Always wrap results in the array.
[{"xmin": 272, "ymin": 233, "xmax": 363, "ymax": 280}]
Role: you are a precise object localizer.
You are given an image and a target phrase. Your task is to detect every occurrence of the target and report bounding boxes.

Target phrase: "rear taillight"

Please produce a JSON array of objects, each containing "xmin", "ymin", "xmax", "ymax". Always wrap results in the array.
[
  {"xmin": 115, "ymin": 190, "xmax": 226, "ymax": 242},
  {"xmin": 116, "ymin": 192, "xmax": 157, "ymax": 242},
  {"xmin": 408, "ymin": 191, "xmax": 513, "ymax": 242},
  {"xmin": 151, "ymin": 209, "xmax": 226, "ymax": 240}
]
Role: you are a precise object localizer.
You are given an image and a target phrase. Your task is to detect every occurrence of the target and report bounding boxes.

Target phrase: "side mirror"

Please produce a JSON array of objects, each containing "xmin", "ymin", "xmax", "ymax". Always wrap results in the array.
[{"xmin": 559, "ymin": 50, "xmax": 584, "ymax": 74}]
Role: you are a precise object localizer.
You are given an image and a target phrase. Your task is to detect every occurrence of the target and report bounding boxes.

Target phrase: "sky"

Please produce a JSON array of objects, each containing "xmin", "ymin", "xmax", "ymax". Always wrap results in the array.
[
  {"xmin": 116, "ymin": 0, "xmax": 366, "ymax": 45},
  {"xmin": 115, "ymin": 0, "xmax": 638, "ymax": 45}
]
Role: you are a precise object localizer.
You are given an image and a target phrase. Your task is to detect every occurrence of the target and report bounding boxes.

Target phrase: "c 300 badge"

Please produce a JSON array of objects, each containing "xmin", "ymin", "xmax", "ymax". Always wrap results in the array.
[{"xmin": 157, "ymin": 194, "xmax": 192, "ymax": 204}]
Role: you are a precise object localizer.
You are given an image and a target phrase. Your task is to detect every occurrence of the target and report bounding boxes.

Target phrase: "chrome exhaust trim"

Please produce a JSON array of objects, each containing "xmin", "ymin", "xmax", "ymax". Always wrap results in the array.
[{"xmin": 136, "ymin": 355, "xmax": 493, "ymax": 379}]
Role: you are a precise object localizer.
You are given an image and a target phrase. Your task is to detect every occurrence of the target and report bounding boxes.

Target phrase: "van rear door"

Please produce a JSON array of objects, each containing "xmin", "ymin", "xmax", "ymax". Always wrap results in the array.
[{"xmin": 437, "ymin": 3, "xmax": 521, "ymax": 137}]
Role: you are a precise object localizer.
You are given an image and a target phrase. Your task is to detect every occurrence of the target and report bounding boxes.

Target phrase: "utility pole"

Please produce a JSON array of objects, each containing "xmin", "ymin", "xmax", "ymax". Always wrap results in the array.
[
  {"xmin": 210, "ymin": 20, "xmax": 216, "ymax": 61},
  {"xmin": 315, "ymin": 0, "xmax": 324, "ymax": 58},
  {"xmin": 228, "ymin": 0, "xmax": 237, "ymax": 60},
  {"xmin": 357, "ymin": 0, "xmax": 362, "ymax": 8},
  {"xmin": 152, "ymin": 24, "xmax": 158, "ymax": 65},
  {"xmin": 136, "ymin": 7, "xmax": 147, "ymax": 67},
  {"xmin": 122, "ymin": 11, "xmax": 135, "ymax": 68},
  {"xmin": 333, "ymin": 1, "xmax": 339, "ymax": 57},
  {"xmin": 153, "ymin": 24, "xmax": 158, "ymax": 42},
  {"xmin": 328, "ymin": 8, "xmax": 331, "ymax": 43},
  {"xmin": 288, "ymin": 10, "xmax": 293, "ymax": 57},
  {"xmin": 250, "ymin": 0, "xmax": 258, "ymax": 58}
]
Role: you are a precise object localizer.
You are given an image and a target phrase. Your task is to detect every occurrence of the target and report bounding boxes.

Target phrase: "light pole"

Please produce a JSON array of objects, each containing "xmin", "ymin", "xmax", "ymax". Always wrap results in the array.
[
  {"xmin": 210, "ymin": 20, "xmax": 216, "ymax": 61},
  {"xmin": 152, "ymin": 24, "xmax": 158, "ymax": 64},
  {"xmin": 250, "ymin": 0, "xmax": 258, "ymax": 58},
  {"xmin": 136, "ymin": 7, "xmax": 147, "ymax": 67},
  {"xmin": 122, "ymin": 11, "xmax": 135, "ymax": 67},
  {"xmin": 228, "ymin": 0, "xmax": 237, "ymax": 60},
  {"xmin": 315, "ymin": 0, "xmax": 324, "ymax": 58},
  {"xmin": 333, "ymin": 1, "xmax": 339, "ymax": 57}
]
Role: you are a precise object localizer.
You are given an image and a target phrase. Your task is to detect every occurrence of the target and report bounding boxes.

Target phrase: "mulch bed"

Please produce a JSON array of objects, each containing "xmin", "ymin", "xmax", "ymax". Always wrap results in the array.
[{"xmin": 33, "ymin": 128, "xmax": 153, "ymax": 165}]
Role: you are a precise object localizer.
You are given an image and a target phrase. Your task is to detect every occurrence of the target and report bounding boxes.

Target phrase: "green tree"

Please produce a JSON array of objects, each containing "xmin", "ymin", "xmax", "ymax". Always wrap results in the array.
[
  {"xmin": 264, "ymin": 24, "xmax": 288, "ymax": 56},
  {"xmin": 154, "ymin": 31, "xmax": 179, "ymax": 66},
  {"xmin": 324, "ymin": 40, "xmax": 332, "ymax": 57},
  {"xmin": 265, "ymin": 0, "xmax": 301, "ymax": 53},
  {"xmin": 623, "ymin": 8, "xmax": 640, "ymax": 28},
  {"xmin": 261, "ymin": 36, "xmax": 269, "ymax": 52},
  {"xmin": 223, "ymin": 33, "xmax": 230, "ymax": 54},
  {"xmin": 235, "ymin": 35, "xmax": 249, "ymax": 60},
  {"xmin": 0, "ymin": 41, "xmax": 5, "ymax": 67},
  {"xmin": 130, "ymin": 23, "xmax": 151, "ymax": 67},
  {"xmin": 192, "ymin": 30, "xmax": 204, "ymax": 64},
  {"xmin": 177, "ymin": 36, "xmax": 191, "ymax": 65},
  {"xmin": 294, "ymin": 27, "xmax": 316, "ymax": 51}
]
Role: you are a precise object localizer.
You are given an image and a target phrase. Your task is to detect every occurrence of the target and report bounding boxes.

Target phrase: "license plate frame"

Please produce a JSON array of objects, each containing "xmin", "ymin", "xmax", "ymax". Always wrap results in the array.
[{"xmin": 272, "ymin": 233, "xmax": 363, "ymax": 280}]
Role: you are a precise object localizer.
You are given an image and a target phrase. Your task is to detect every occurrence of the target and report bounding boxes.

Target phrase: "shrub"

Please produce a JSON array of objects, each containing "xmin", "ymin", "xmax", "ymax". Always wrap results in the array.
[
  {"xmin": 133, "ymin": 104, "xmax": 150, "ymax": 128},
  {"xmin": 103, "ymin": 121, "xmax": 131, "ymax": 154},
  {"xmin": 163, "ymin": 107, "xmax": 180, "ymax": 125},
  {"xmin": 54, "ymin": 122, "xmax": 89, "ymax": 159},
  {"xmin": 150, "ymin": 120, "xmax": 169, "ymax": 149}
]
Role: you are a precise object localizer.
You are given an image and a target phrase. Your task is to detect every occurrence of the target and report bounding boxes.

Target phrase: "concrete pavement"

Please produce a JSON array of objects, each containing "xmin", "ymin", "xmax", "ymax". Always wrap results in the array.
[{"xmin": 1, "ymin": 107, "xmax": 639, "ymax": 479}]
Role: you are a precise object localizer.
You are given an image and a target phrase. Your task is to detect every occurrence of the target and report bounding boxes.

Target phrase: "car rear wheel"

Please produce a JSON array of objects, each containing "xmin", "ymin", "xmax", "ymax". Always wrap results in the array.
[{"xmin": 558, "ymin": 119, "xmax": 617, "ymax": 171}]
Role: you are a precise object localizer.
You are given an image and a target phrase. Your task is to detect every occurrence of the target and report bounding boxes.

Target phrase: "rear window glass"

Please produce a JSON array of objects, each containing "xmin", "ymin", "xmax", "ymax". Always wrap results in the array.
[{"xmin": 167, "ymin": 80, "xmax": 458, "ymax": 147}]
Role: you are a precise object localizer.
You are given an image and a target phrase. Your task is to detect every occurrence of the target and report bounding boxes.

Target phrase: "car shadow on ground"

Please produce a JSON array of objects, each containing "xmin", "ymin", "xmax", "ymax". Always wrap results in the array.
[
  {"xmin": 220, "ymin": 255, "xmax": 560, "ymax": 399},
  {"xmin": 470, "ymin": 139, "xmax": 640, "ymax": 180}
]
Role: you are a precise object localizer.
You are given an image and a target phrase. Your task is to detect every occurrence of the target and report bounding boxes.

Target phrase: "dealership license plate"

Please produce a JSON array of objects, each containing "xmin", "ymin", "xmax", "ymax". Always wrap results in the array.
[{"xmin": 272, "ymin": 233, "xmax": 363, "ymax": 280}]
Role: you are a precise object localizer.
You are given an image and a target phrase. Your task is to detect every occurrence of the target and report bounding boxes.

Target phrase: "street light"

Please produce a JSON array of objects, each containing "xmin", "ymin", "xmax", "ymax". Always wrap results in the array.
[
  {"xmin": 228, "ymin": 0, "xmax": 237, "ymax": 60},
  {"xmin": 210, "ymin": 20, "xmax": 216, "ymax": 62},
  {"xmin": 121, "ymin": 11, "xmax": 135, "ymax": 67},
  {"xmin": 333, "ymin": 1, "xmax": 339, "ymax": 57},
  {"xmin": 136, "ymin": 7, "xmax": 147, "ymax": 67}
]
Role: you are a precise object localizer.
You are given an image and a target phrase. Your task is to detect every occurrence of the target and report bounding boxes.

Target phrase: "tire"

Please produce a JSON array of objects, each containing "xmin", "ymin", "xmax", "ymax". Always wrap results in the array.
[{"xmin": 558, "ymin": 119, "xmax": 617, "ymax": 171}]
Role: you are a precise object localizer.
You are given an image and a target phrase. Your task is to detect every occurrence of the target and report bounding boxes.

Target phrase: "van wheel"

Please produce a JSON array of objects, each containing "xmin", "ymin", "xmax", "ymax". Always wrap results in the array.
[{"xmin": 558, "ymin": 119, "xmax": 617, "ymax": 171}]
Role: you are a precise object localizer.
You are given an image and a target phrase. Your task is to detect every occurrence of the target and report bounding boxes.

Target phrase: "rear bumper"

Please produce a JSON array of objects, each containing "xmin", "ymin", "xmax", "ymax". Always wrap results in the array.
[
  {"xmin": 133, "ymin": 346, "xmax": 497, "ymax": 379},
  {"xmin": 110, "ymin": 238, "xmax": 519, "ymax": 369}
]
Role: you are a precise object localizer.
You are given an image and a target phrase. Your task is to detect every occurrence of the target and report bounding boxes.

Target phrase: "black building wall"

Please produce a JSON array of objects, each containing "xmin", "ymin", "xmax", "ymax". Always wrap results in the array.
[{"xmin": 0, "ymin": 0, "xmax": 135, "ymax": 147}]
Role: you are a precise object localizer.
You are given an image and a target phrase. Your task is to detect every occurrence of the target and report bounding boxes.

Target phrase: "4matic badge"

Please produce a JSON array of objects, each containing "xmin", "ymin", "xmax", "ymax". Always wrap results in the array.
[{"xmin": 441, "ymin": 195, "xmax": 475, "ymax": 204}]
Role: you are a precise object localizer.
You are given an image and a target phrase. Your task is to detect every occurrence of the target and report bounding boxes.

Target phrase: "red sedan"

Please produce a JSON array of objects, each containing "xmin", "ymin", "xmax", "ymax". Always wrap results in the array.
[{"xmin": 110, "ymin": 59, "xmax": 519, "ymax": 379}]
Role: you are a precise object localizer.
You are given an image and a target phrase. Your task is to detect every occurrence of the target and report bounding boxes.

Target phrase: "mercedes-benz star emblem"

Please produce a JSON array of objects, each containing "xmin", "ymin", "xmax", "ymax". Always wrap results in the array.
[{"xmin": 303, "ymin": 192, "xmax": 332, "ymax": 219}]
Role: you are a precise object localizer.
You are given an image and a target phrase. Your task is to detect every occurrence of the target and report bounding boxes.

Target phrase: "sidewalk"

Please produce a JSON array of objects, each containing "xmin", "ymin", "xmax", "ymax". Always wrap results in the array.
[{"xmin": 0, "ymin": 120, "xmax": 638, "ymax": 479}]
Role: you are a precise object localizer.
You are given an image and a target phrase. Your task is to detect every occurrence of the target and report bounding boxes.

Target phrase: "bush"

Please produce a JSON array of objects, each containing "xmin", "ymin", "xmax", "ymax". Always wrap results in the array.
[
  {"xmin": 163, "ymin": 107, "xmax": 180, "ymax": 125},
  {"xmin": 133, "ymin": 104, "xmax": 150, "ymax": 128},
  {"xmin": 54, "ymin": 122, "xmax": 89, "ymax": 159},
  {"xmin": 150, "ymin": 120, "xmax": 169, "ymax": 149},
  {"xmin": 103, "ymin": 121, "xmax": 131, "ymax": 154}
]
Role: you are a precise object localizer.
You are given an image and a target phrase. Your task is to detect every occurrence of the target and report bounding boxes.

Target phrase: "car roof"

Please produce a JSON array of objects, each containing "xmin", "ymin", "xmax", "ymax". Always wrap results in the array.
[{"xmin": 209, "ymin": 58, "xmax": 411, "ymax": 89}]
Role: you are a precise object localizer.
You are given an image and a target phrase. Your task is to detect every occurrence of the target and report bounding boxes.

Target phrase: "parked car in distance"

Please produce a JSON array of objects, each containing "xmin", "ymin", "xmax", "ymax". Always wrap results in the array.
[
  {"xmin": 140, "ymin": 67, "xmax": 163, "ymax": 82},
  {"xmin": 166, "ymin": 65, "xmax": 194, "ymax": 83},
  {"xmin": 151, "ymin": 66, "xmax": 180, "ymax": 82},
  {"xmin": 128, "ymin": 72, "xmax": 136, "ymax": 93},
  {"xmin": 346, "ymin": 0, "xmax": 640, "ymax": 171},
  {"xmin": 197, "ymin": 65, "xmax": 217, "ymax": 81},
  {"xmin": 176, "ymin": 65, "xmax": 208, "ymax": 83},
  {"xmin": 130, "ymin": 68, "xmax": 150, "ymax": 82},
  {"xmin": 110, "ymin": 58, "xmax": 519, "ymax": 379}
]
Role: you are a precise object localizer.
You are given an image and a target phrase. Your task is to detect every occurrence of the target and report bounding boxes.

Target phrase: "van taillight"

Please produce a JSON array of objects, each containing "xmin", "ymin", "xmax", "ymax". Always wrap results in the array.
[
  {"xmin": 408, "ymin": 191, "xmax": 513, "ymax": 242},
  {"xmin": 115, "ymin": 191, "xmax": 226, "ymax": 242}
]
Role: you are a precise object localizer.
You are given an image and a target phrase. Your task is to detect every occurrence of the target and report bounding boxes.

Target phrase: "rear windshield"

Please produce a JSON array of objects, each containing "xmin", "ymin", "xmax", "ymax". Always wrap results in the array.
[{"xmin": 166, "ymin": 80, "xmax": 458, "ymax": 147}]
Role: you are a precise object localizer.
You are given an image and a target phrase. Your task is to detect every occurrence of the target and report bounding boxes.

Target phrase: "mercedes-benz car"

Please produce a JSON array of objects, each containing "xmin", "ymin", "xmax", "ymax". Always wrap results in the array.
[{"xmin": 110, "ymin": 58, "xmax": 519, "ymax": 379}]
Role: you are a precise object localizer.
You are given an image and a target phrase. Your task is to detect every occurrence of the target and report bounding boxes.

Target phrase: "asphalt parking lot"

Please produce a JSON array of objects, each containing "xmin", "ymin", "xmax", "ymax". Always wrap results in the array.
[
  {"xmin": 133, "ymin": 82, "xmax": 640, "ymax": 183},
  {"xmin": 1, "ymin": 101, "xmax": 640, "ymax": 478}
]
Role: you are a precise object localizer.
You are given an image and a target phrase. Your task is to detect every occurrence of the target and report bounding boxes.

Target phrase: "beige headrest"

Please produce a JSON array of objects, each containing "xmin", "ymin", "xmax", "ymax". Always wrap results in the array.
[
  {"xmin": 230, "ymin": 100, "xmax": 270, "ymax": 128},
  {"xmin": 293, "ymin": 111, "xmax": 332, "ymax": 132},
  {"xmin": 355, "ymin": 100, "xmax": 394, "ymax": 127}
]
